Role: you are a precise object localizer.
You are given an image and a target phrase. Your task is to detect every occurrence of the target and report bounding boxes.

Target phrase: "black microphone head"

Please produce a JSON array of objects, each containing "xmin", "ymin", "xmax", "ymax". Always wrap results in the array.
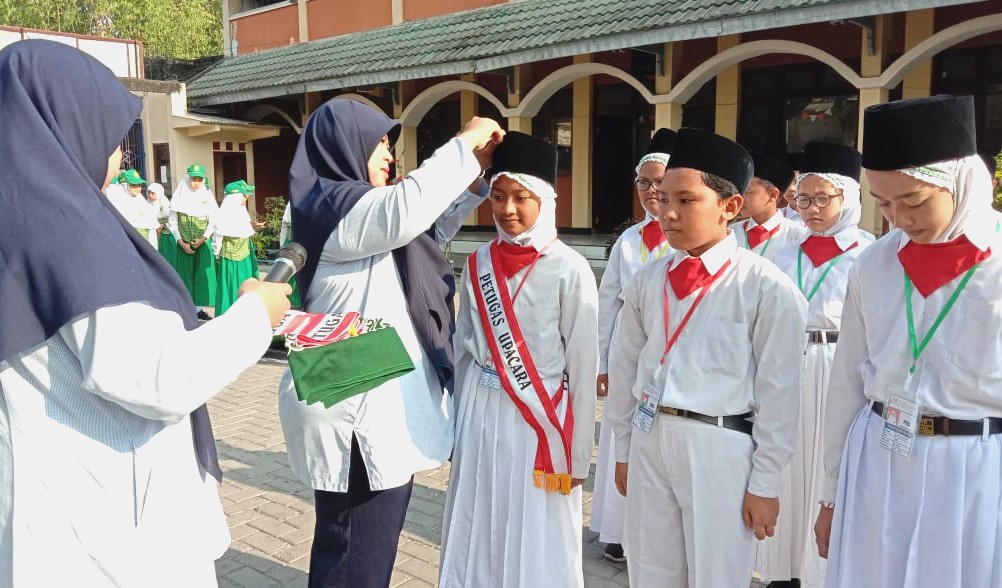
[{"xmin": 276, "ymin": 242, "xmax": 307, "ymax": 272}]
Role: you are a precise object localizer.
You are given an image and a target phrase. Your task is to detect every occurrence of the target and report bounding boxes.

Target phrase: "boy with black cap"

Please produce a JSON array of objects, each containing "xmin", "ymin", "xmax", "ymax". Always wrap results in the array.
[
  {"xmin": 592, "ymin": 127, "xmax": 676, "ymax": 562},
  {"xmin": 816, "ymin": 94, "xmax": 1002, "ymax": 587},
  {"xmin": 608, "ymin": 127, "xmax": 807, "ymax": 586},
  {"xmin": 440, "ymin": 131, "xmax": 598, "ymax": 588},
  {"xmin": 732, "ymin": 150, "xmax": 807, "ymax": 262}
]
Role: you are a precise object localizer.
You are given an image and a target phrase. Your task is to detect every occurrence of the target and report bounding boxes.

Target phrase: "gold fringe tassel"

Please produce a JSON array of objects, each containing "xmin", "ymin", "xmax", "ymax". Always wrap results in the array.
[{"xmin": 532, "ymin": 469, "xmax": 572, "ymax": 495}]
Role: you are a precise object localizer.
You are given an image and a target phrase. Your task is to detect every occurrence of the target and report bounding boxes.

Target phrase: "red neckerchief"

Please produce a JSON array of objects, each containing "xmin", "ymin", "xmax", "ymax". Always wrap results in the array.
[
  {"xmin": 642, "ymin": 220, "xmax": 667, "ymax": 252},
  {"xmin": 898, "ymin": 235, "xmax": 990, "ymax": 297},
  {"xmin": 493, "ymin": 240, "xmax": 540, "ymax": 280},
  {"xmin": 801, "ymin": 235, "xmax": 855, "ymax": 267},
  {"xmin": 746, "ymin": 222, "xmax": 779, "ymax": 249},
  {"xmin": 668, "ymin": 257, "xmax": 713, "ymax": 299}
]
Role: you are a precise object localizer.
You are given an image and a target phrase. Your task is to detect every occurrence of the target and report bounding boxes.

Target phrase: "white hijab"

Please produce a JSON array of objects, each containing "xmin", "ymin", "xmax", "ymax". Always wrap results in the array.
[
  {"xmin": 111, "ymin": 185, "xmax": 160, "ymax": 230},
  {"xmin": 896, "ymin": 155, "xmax": 996, "ymax": 245},
  {"xmin": 214, "ymin": 193, "xmax": 255, "ymax": 239},
  {"xmin": 489, "ymin": 171, "xmax": 557, "ymax": 250},
  {"xmin": 636, "ymin": 152, "xmax": 670, "ymax": 222},
  {"xmin": 170, "ymin": 174, "xmax": 218, "ymax": 217},
  {"xmin": 796, "ymin": 172, "xmax": 861, "ymax": 237}
]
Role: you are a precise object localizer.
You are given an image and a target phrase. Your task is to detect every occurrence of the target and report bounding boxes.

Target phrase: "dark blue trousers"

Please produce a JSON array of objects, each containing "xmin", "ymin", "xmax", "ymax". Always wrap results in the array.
[{"xmin": 308, "ymin": 436, "xmax": 413, "ymax": 588}]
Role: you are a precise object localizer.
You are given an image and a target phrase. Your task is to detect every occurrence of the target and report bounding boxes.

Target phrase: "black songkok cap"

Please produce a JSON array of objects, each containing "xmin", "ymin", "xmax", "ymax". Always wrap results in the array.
[
  {"xmin": 489, "ymin": 131, "xmax": 558, "ymax": 185},
  {"xmin": 749, "ymin": 150, "xmax": 795, "ymax": 190},
  {"xmin": 666, "ymin": 127, "xmax": 753, "ymax": 193},
  {"xmin": 862, "ymin": 95, "xmax": 977, "ymax": 170},
  {"xmin": 802, "ymin": 141, "xmax": 862, "ymax": 182},
  {"xmin": 647, "ymin": 128, "xmax": 677, "ymax": 155}
]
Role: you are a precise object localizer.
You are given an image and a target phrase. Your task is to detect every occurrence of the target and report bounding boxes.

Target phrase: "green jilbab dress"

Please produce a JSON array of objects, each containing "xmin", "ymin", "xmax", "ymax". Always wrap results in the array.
[
  {"xmin": 169, "ymin": 167, "xmax": 218, "ymax": 307},
  {"xmin": 214, "ymin": 183, "xmax": 259, "ymax": 316},
  {"xmin": 174, "ymin": 212, "xmax": 217, "ymax": 306}
]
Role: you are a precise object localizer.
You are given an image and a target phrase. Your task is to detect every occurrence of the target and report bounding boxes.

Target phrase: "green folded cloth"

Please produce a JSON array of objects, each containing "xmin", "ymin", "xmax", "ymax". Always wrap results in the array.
[{"xmin": 288, "ymin": 325, "xmax": 415, "ymax": 408}]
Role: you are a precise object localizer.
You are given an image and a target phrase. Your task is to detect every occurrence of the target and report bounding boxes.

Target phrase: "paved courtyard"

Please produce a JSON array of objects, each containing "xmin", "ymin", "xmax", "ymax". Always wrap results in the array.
[{"xmin": 210, "ymin": 358, "xmax": 630, "ymax": 587}]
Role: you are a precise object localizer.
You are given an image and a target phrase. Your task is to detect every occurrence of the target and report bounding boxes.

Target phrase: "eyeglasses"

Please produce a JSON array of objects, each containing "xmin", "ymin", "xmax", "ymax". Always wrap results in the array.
[
  {"xmin": 634, "ymin": 178, "xmax": 662, "ymax": 191},
  {"xmin": 795, "ymin": 192, "xmax": 842, "ymax": 209}
]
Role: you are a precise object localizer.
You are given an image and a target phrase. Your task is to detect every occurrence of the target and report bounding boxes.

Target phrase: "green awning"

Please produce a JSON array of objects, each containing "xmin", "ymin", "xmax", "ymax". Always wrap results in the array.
[{"xmin": 188, "ymin": 0, "xmax": 979, "ymax": 106}]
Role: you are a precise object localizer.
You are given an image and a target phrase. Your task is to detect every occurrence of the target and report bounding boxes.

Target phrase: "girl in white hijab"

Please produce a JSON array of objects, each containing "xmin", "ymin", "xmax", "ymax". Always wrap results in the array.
[
  {"xmin": 213, "ymin": 181, "xmax": 258, "ymax": 316},
  {"xmin": 168, "ymin": 165, "xmax": 218, "ymax": 307},
  {"xmin": 816, "ymin": 95, "xmax": 1002, "ymax": 588},
  {"xmin": 766, "ymin": 142, "xmax": 871, "ymax": 588},
  {"xmin": 441, "ymin": 132, "xmax": 598, "ymax": 588}
]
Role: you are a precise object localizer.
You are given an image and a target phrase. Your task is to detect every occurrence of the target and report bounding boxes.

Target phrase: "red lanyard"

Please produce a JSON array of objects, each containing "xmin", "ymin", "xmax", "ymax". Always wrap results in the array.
[
  {"xmin": 660, "ymin": 259, "xmax": 732, "ymax": 364},
  {"xmin": 510, "ymin": 238, "xmax": 556, "ymax": 303}
]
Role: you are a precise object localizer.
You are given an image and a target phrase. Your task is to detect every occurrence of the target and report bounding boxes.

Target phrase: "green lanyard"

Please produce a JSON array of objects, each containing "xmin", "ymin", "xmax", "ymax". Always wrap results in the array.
[
  {"xmin": 797, "ymin": 248, "xmax": 843, "ymax": 302},
  {"xmin": 904, "ymin": 265, "xmax": 979, "ymax": 374}
]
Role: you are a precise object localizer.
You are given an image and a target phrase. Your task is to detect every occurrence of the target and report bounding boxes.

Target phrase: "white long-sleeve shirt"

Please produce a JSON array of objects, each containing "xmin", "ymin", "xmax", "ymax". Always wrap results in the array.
[
  {"xmin": 455, "ymin": 240, "xmax": 599, "ymax": 478},
  {"xmin": 0, "ymin": 296, "xmax": 273, "ymax": 586},
  {"xmin": 598, "ymin": 219, "xmax": 673, "ymax": 374},
  {"xmin": 771, "ymin": 227, "xmax": 869, "ymax": 331},
  {"xmin": 821, "ymin": 228, "xmax": 1002, "ymax": 503},
  {"xmin": 278, "ymin": 137, "xmax": 488, "ymax": 492},
  {"xmin": 607, "ymin": 232, "xmax": 808, "ymax": 497},
  {"xmin": 730, "ymin": 211, "xmax": 808, "ymax": 262}
]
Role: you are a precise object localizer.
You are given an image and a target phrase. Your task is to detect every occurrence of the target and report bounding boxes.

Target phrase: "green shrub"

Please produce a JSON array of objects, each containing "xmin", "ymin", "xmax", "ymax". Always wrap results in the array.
[{"xmin": 253, "ymin": 195, "xmax": 287, "ymax": 259}]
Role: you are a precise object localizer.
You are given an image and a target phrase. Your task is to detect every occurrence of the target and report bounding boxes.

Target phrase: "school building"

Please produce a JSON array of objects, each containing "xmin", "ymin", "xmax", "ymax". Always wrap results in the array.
[{"xmin": 186, "ymin": 0, "xmax": 1002, "ymax": 236}]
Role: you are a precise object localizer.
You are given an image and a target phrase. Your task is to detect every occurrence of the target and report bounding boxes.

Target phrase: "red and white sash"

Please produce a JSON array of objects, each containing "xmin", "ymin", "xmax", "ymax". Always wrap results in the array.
[{"xmin": 469, "ymin": 244, "xmax": 574, "ymax": 494}]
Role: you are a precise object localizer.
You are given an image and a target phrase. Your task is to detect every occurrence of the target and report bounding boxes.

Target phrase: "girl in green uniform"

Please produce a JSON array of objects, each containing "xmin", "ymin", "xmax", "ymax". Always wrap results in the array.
[
  {"xmin": 168, "ymin": 163, "xmax": 218, "ymax": 307},
  {"xmin": 213, "ymin": 180, "xmax": 258, "ymax": 316}
]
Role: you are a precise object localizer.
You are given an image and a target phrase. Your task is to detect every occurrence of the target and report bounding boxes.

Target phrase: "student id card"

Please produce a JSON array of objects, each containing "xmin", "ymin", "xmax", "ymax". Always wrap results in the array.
[
  {"xmin": 632, "ymin": 383, "xmax": 662, "ymax": 433},
  {"xmin": 879, "ymin": 393, "xmax": 920, "ymax": 458},
  {"xmin": 479, "ymin": 357, "xmax": 501, "ymax": 390}
]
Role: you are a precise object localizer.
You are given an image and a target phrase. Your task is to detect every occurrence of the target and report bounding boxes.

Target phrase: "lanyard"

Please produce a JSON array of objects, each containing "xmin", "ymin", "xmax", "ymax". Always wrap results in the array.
[
  {"xmin": 510, "ymin": 238, "xmax": 556, "ymax": 302},
  {"xmin": 796, "ymin": 248, "xmax": 844, "ymax": 302},
  {"xmin": 903, "ymin": 264, "xmax": 979, "ymax": 374},
  {"xmin": 640, "ymin": 240, "xmax": 669, "ymax": 265},
  {"xmin": 660, "ymin": 259, "xmax": 731, "ymax": 364}
]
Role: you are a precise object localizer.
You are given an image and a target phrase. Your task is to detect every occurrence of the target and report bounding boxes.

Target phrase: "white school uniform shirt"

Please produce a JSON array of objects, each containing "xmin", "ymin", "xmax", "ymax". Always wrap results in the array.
[
  {"xmin": 782, "ymin": 205, "xmax": 804, "ymax": 224},
  {"xmin": 0, "ymin": 296, "xmax": 273, "ymax": 587},
  {"xmin": 278, "ymin": 137, "xmax": 488, "ymax": 492},
  {"xmin": 598, "ymin": 217, "xmax": 672, "ymax": 373},
  {"xmin": 821, "ymin": 226, "xmax": 1002, "ymax": 503},
  {"xmin": 730, "ymin": 210, "xmax": 808, "ymax": 262},
  {"xmin": 771, "ymin": 226, "xmax": 869, "ymax": 331},
  {"xmin": 607, "ymin": 231, "xmax": 808, "ymax": 497}
]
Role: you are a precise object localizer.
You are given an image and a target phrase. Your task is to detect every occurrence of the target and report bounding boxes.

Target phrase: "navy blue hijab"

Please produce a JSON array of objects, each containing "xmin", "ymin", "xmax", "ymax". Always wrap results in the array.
[
  {"xmin": 0, "ymin": 40, "xmax": 221, "ymax": 480},
  {"xmin": 290, "ymin": 99, "xmax": 457, "ymax": 393}
]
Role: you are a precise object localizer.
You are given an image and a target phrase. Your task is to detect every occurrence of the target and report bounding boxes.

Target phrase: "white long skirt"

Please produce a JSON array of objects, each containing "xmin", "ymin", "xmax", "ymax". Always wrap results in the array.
[
  {"xmin": 827, "ymin": 407, "xmax": 1002, "ymax": 588},
  {"xmin": 755, "ymin": 341, "xmax": 833, "ymax": 585},
  {"xmin": 440, "ymin": 362, "xmax": 584, "ymax": 588},
  {"xmin": 589, "ymin": 414, "xmax": 626, "ymax": 544}
]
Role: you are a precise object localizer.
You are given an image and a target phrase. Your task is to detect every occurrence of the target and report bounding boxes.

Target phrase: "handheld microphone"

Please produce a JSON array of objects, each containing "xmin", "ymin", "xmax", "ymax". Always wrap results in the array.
[{"xmin": 265, "ymin": 242, "xmax": 307, "ymax": 283}]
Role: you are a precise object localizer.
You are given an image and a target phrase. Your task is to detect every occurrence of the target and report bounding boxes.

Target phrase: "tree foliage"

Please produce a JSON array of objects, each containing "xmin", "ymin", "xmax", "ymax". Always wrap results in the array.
[{"xmin": 0, "ymin": 0, "xmax": 223, "ymax": 59}]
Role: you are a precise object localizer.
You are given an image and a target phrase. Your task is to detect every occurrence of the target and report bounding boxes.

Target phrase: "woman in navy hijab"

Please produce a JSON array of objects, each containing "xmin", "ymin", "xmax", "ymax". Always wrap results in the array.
[
  {"xmin": 278, "ymin": 99, "xmax": 503, "ymax": 587},
  {"xmin": 0, "ymin": 40, "xmax": 291, "ymax": 586}
]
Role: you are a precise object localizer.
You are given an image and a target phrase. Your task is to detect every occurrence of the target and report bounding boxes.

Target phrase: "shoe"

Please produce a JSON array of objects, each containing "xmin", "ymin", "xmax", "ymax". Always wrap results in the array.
[
  {"xmin": 603, "ymin": 543, "xmax": 626, "ymax": 563},
  {"xmin": 197, "ymin": 309, "xmax": 212, "ymax": 321}
]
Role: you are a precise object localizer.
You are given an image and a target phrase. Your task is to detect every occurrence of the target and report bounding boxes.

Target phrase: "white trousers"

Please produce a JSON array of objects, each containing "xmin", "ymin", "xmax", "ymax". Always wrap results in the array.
[{"xmin": 624, "ymin": 415, "xmax": 757, "ymax": 587}]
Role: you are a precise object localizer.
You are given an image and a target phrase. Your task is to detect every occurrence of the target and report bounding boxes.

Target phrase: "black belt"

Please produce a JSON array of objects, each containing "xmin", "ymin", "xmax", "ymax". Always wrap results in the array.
[
  {"xmin": 807, "ymin": 330, "xmax": 838, "ymax": 344},
  {"xmin": 658, "ymin": 406, "xmax": 754, "ymax": 435},
  {"xmin": 871, "ymin": 402, "xmax": 1002, "ymax": 436}
]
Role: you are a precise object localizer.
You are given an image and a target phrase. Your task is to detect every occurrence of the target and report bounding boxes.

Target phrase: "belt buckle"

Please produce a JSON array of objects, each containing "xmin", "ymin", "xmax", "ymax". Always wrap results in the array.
[
  {"xmin": 664, "ymin": 406, "xmax": 679, "ymax": 416},
  {"xmin": 918, "ymin": 417, "xmax": 935, "ymax": 436}
]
